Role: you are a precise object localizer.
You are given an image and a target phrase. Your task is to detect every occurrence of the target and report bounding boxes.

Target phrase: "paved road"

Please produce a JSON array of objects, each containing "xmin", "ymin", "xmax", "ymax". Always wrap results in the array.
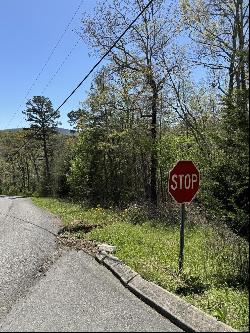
[
  {"xmin": 0, "ymin": 196, "xmax": 60, "ymax": 322},
  {"xmin": 0, "ymin": 196, "xmax": 183, "ymax": 332}
]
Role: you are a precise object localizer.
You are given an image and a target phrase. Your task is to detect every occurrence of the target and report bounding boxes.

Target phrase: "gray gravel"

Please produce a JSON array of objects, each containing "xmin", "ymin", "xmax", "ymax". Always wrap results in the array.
[{"xmin": 0, "ymin": 196, "xmax": 183, "ymax": 332}]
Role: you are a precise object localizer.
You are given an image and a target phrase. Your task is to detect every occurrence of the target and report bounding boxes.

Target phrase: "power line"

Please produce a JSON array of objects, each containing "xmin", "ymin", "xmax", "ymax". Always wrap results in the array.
[
  {"xmin": 41, "ymin": 38, "xmax": 81, "ymax": 95},
  {"xmin": 3, "ymin": 0, "xmax": 84, "ymax": 130},
  {"xmin": 6, "ymin": 0, "xmax": 154, "ymax": 162}
]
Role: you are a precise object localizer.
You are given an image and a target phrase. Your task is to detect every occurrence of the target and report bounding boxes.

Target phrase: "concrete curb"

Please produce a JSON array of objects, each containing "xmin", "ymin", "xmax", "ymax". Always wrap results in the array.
[{"xmin": 95, "ymin": 253, "xmax": 237, "ymax": 332}]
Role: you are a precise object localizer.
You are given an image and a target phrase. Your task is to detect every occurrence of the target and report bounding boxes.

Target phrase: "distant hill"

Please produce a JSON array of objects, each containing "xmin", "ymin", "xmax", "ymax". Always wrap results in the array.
[
  {"xmin": 0, "ymin": 127, "xmax": 76, "ymax": 135},
  {"xmin": 56, "ymin": 128, "xmax": 76, "ymax": 135}
]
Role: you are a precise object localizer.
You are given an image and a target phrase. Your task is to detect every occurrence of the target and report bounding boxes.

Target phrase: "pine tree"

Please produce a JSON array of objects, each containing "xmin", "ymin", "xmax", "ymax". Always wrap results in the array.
[{"xmin": 23, "ymin": 96, "xmax": 60, "ymax": 194}]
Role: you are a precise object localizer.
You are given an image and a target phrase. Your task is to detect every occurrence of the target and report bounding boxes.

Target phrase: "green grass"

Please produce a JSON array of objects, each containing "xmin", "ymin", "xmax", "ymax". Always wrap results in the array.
[
  {"xmin": 32, "ymin": 197, "xmax": 249, "ymax": 331},
  {"xmin": 32, "ymin": 197, "xmax": 119, "ymax": 226}
]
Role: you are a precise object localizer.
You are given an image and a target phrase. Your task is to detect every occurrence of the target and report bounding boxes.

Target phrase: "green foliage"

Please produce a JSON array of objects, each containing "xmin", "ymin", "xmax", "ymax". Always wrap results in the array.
[
  {"xmin": 50, "ymin": 135, "xmax": 74, "ymax": 198},
  {"xmin": 87, "ymin": 222, "xmax": 249, "ymax": 331},
  {"xmin": 217, "ymin": 90, "xmax": 249, "ymax": 237},
  {"xmin": 32, "ymin": 197, "xmax": 120, "ymax": 226},
  {"xmin": 21, "ymin": 96, "xmax": 61, "ymax": 195},
  {"xmin": 2, "ymin": 0, "xmax": 249, "ymax": 328},
  {"xmin": 158, "ymin": 111, "xmax": 249, "ymax": 238},
  {"xmin": 22, "ymin": 96, "xmax": 60, "ymax": 132},
  {"xmin": 67, "ymin": 74, "xmax": 152, "ymax": 207},
  {"xmin": 122, "ymin": 204, "xmax": 150, "ymax": 225},
  {"xmin": 0, "ymin": 128, "xmax": 73, "ymax": 197},
  {"xmin": 33, "ymin": 197, "xmax": 249, "ymax": 331}
]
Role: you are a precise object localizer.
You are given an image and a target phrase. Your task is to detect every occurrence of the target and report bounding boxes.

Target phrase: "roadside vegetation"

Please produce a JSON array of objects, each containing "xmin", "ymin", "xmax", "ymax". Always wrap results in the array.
[
  {"xmin": 0, "ymin": 0, "xmax": 248, "ymax": 330},
  {"xmin": 32, "ymin": 197, "xmax": 249, "ymax": 331}
]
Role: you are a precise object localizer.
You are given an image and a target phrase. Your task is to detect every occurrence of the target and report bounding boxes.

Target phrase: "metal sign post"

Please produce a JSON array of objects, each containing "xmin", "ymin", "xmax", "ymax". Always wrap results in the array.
[{"xmin": 179, "ymin": 203, "xmax": 185, "ymax": 272}]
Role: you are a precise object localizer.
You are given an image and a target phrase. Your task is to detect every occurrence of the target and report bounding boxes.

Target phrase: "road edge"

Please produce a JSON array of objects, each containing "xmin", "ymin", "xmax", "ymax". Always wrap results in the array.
[{"xmin": 95, "ymin": 252, "xmax": 238, "ymax": 332}]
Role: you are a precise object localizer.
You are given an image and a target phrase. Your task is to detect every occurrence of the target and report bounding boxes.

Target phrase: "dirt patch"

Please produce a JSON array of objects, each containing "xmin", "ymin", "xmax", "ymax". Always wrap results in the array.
[
  {"xmin": 56, "ymin": 220, "xmax": 105, "ymax": 255},
  {"xmin": 57, "ymin": 234, "xmax": 99, "ymax": 256},
  {"xmin": 58, "ymin": 220, "xmax": 103, "ymax": 234}
]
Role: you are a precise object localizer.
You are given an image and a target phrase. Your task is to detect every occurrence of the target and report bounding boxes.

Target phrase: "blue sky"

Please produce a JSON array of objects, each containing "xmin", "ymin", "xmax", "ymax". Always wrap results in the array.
[
  {"xmin": 0, "ymin": 0, "xmax": 99, "ymax": 130},
  {"xmin": 0, "ymin": 1, "xmax": 209, "ymax": 131}
]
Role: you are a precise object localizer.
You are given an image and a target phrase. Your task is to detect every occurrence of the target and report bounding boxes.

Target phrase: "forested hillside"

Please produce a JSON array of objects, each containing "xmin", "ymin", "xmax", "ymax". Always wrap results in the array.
[{"xmin": 0, "ymin": 0, "xmax": 249, "ymax": 238}]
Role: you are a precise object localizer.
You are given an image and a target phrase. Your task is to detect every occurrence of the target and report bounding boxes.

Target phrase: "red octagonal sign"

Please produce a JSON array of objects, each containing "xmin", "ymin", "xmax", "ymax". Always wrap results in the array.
[{"xmin": 168, "ymin": 160, "xmax": 200, "ymax": 203}]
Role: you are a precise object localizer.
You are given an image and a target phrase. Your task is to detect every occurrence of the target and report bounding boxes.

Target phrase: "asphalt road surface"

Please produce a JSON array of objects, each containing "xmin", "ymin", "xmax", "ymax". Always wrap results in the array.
[{"xmin": 0, "ymin": 196, "xmax": 183, "ymax": 332}]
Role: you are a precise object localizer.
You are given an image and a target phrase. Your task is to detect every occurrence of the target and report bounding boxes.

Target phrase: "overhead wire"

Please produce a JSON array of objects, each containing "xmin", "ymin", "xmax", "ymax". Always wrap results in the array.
[
  {"xmin": 3, "ymin": 0, "xmax": 84, "ymax": 130},
  {"xmin": 6, "ymin": 0, "xmax": 154, "ymax": 163},
  {"xmin": 40, "ymin": 38, "xmax": 81, "ymax": 95}
]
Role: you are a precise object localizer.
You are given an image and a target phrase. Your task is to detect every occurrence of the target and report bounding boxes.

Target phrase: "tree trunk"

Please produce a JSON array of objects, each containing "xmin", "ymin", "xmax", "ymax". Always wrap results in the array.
[
  {"xmin": 149, "ymin": 77, "xmax": 158, "ymax": 208},
  {"xmin": 42, "ymin": 126, "xmax": 50, "ymax": 191},
  {"xmin": 32, "ymin": 154, "xmax": 40, "ymax": 183},
  {"xmin": 237, "ymin": 0, "xmax": 248, "ymax": 107},
  {"xmin": 26, "ymin": 159, "xmax": 30, "ymax": 191}
]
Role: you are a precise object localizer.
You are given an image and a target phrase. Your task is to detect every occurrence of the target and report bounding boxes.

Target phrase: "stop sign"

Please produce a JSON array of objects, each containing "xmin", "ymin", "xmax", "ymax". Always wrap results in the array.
[{"xmin": 168, "ymin": 160, "xmax": 200, "ymax": 203}]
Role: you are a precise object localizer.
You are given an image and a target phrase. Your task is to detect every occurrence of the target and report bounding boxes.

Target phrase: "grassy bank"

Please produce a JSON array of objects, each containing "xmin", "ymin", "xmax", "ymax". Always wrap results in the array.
[{"xmin": 32, "ymin": 197, "xmax": 249, "ymax": 331}]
